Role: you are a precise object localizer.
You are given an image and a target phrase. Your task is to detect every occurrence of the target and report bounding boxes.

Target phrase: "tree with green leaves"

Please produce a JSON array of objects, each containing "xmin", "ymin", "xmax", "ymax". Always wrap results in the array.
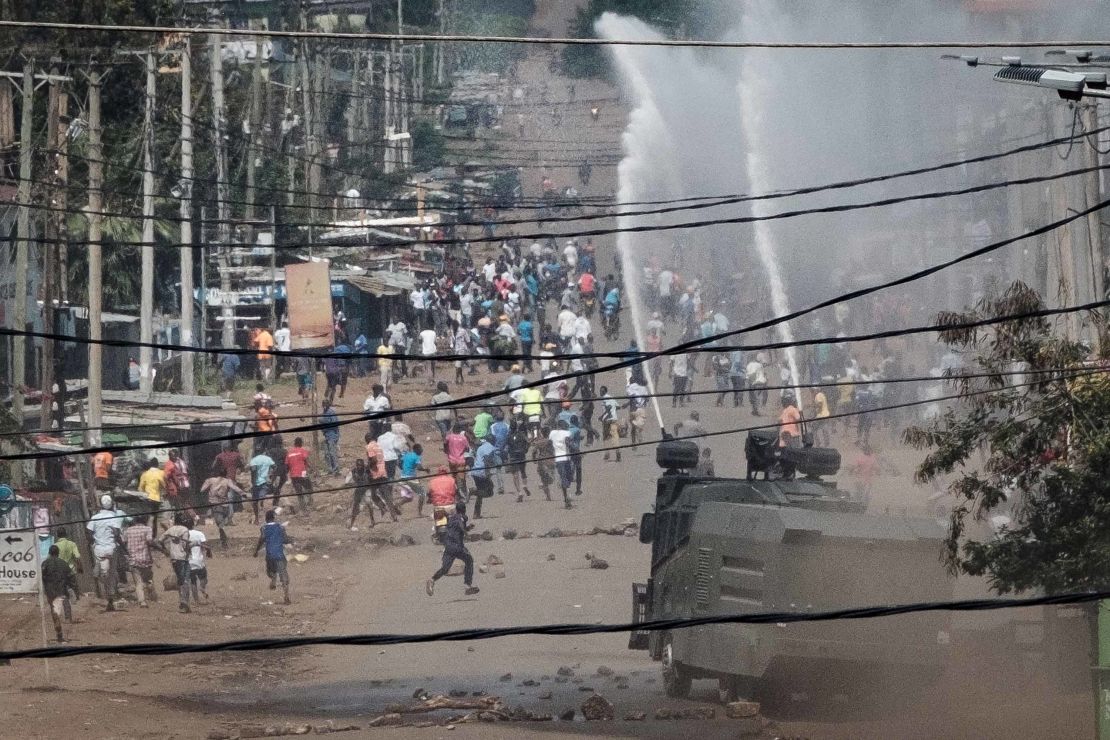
[{"xmin": 905, "ymin": 281, "xmax": 1110, "ymax": 597}]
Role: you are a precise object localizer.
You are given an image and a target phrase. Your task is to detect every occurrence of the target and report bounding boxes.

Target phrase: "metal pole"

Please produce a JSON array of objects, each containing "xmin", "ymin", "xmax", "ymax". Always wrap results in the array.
[
  {"xmin": 199, "ymin": 206, "xmax": 208, "ymax": 379},
  {"xmin": 139, "ymin": 49, "xmax": 156, "ymax": 394},
  {"xmin": 180, "ymin": 40, "xmax": 196, "ymax": 395},
  {"xmin": 1084, "ymin": 104, "xmax": 1105, "ymax": 305},
  {"xmin": 86, "ymin": 71, "xmax": 104, "ymax": 445},
  {"xmin": 270, "ymin": 205, "xmax": 277, "ymax": 332},
  {"xmin": 12, "ymin": 60, "xmax": 33, "ymax": 481},
  {"xmin": 210, "ymin": 33, "xmax": 234, "ymax": 349}
]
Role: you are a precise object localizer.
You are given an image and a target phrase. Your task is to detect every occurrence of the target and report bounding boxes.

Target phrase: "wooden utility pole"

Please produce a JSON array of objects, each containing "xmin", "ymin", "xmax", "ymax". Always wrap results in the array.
[
  {"xmin": 180, "ymin": 39, "xmax": 196, "ymax": 395},
  {"xmin": 86, "ymin": 70, "xmax": 104, "ymax": 445},
  {"xmin": 297, "ymin": 11, "xmax": 320, "ymax": 218},
  {"xmin": 139, "ymin": 49, "xmax": 156, "ymax": 395},
  {"xmin": 11, "ymin": 59, "xmax": 33, "ymax": 483},
  {"xmin": 40, "ymin": 62, "xmax": 68, "ymax": 429},
  {"xmin": 210, "ymin": 32, "xmax": 234, "ymax": 349},
  {"xmin": 245, "ymin": 34, "xmax": 263, "ymax": 222}
]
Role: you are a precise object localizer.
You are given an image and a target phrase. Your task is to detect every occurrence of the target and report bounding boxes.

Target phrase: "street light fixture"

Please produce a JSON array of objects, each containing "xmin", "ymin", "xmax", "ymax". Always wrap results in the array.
[{"xmin": 992, "ymin": 65, "xmax": 1110, "ymax": 101}]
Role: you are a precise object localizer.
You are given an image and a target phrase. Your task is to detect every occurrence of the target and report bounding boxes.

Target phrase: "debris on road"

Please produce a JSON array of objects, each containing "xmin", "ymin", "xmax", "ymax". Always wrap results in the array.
[
  {"xmin": 726, "ymin": 700, "xmax": 761, "ymax": 719},
  {"xmin": 581, "ymin": 694, "xmax": 615, "ymax": 721},
  {"xmin": 585, "ymin": 553, "xmax": 610, "ymax": 569}
]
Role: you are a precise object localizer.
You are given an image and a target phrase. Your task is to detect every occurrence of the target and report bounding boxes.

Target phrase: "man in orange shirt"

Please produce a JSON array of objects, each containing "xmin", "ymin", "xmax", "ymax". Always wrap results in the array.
[
  {"xmin": 254, "ymin": 402, "xmax": 278, "ymax": 455},
  {"xmin": 92, "ymin": 451, "xmax": 114, "ymax": 490},
  {"xmin": 364, "ymin": 433, "xmax": 397, "ymax": 522},
  {"xmin": 427, "ymin": 466, "xmax": 459, "ymax": 537},
  {"xmin": 779, "ymin": 395, "xmax": 803, "ymax": 448},
  {"xmin": 255, "ymin": 326, "xmax": 275, "ymax": 382}
]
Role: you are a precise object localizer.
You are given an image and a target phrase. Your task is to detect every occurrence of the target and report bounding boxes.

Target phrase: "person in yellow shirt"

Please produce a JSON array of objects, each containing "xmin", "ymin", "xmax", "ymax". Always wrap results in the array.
[
  {"xmin": 520, "ymin": 386, "xmax": 544, "ymax": 437},
  {"xmin": 137, "ymin": 458, "xmax": 168, "ymax": 534},
  {"xmin": 811, "ymin": 388, "xmax": 831, "ymax": 447},
  {"xmin": 376, "ymin": 342, "xmax": 394, "ymax": 393},
  {"xmin": 256, "ymin": 327, "xmax": 275, "ymax": 382}
]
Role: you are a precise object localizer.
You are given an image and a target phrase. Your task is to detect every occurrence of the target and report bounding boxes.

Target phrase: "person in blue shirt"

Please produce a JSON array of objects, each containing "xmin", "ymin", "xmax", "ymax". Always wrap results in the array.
[
  {"xmin": 603, "ymin": 286, "xmax": 621, "ymax": 310},
  {"xmin": 517, "ymin": 317, "xmax": 535, "ymax": 372},
  {"xmin": 567, "ymin": 414, "xmax": 584, "ymax": 497},
  {"xmin": 321, "ymin": 402, "xmax": 341, "ymax": 475},
  {"xmin": 253, "ymin": 509, "xmax": 294, "ymax": 605},
  {"xmin": 248, "ymin": 451, "xmax": 275, "ymax": 525},
  {"xmin": 220, "ymin": 351, "xmax": 241, "ymax": 395},
  {"xmin": 489, "ymin": 412, "xmax": 511, "ymax": 496},
  {"xmin": 353, "ymin": 334, "xmax": 369, "ymax": 377},
  {"xmin": 400, "ymin": 444, "xmax": 430, "ymax": 516},
  {"xmin": 469, "ymin": 436, "xmax": 500, "ymax": 519}
]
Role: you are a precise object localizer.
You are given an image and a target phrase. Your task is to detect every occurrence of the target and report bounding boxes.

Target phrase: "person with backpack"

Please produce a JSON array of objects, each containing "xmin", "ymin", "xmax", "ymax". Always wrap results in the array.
[
  {"xmin": 159, "ymin": 514, "xmax": 193, "ymax": 614},
  {"xmin": 425, "ymin": 504, "xmax": 480, "ymax": 598}
]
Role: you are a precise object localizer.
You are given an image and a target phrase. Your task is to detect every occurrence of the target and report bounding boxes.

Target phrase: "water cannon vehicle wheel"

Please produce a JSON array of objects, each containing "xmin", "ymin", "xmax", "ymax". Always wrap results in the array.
[
  {"xmin": 661, "ymin": 636, "xmax": 692, "ymax": 698},
  {"xmin": 717, "ymin": 674, "xmax": 753, "ymax": 704}
]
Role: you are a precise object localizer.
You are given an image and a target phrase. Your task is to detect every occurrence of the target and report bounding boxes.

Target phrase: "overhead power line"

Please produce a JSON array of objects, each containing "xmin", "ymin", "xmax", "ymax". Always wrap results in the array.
[
  {"xmin": 44, "ymin": 120, "xmax": 1110, "ymax": 223},
  {"xmin": 3, "ymin": 300, "xmax": 1104, "ymax": 462},
  {"xmin": 0, "ymin": 19, "xmax": 1106, "ymax": 49},
  {"xmin": 2, "ymin": 289, "xmax": 1103, "ymax": 366},
  {"xmin": 5, "ymin": 366, "xmax": 1101, "ymax": 535},
  {"xmin": 6, "ymin": 187, "xmax": 1104, "ymax": 464},
  {"xmin": 9, "ymin": 161, "xmax": 1108, "ymax": 250},
  {"xmin": 1, "ymin": 590, "xmax": 1105, "ymax": 661},
  {"xmin": 2, "ymin": 186, "xmax": 1103, "ymax": 462},
  {"xmin": 2, "ymin": 365, "xmax": 1087, "ymax": 441}
]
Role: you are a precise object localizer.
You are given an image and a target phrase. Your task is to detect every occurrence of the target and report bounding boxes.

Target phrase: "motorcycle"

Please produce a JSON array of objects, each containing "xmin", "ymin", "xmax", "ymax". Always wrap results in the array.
[{"xmin": 602, "ymin": 301, "xmax": 621, "ymax": 340}]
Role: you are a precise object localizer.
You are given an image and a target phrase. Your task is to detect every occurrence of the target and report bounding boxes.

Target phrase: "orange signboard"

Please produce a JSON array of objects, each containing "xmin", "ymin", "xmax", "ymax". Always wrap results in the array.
[{"xmin": 285, "ymin": 261, "xmax": 334, "ymax": 350}]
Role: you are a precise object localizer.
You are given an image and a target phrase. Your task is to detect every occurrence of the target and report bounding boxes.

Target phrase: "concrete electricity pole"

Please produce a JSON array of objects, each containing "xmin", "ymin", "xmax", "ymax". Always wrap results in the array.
[
  {"xmin": 40, "ymin": 61, "xmax": 68, "ymax": 428},
  {"xmin": 1083, "ymin": 103, "xmax": 1105, "ymax": 303},
  {"xmin": 11, "ymin": 59, "xmax": 33, "ymax": 482},
  {"xmin": 210, "ymin": 32, "xmax": 235, "ymax": 349},
  {"xmin": 245, "ymin": 34, "xmax": 263, "ymax": 222},
  {"xmin": 139, "ymin": 49, "xmax": 156, "ymax": 394},
  {"xmin": 435, "ymin": 0, "xmax": 445, "ymax": 85},
  {"xmin": 180, "ymin": 39, "xmax": 196, "ymax": 395},
  {"xmin": 86, "ymin": 70, "xmax": 104, "ymax": 444}
]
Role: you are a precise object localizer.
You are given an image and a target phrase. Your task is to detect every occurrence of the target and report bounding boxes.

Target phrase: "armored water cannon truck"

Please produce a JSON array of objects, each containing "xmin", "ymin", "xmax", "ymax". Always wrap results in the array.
[{"xmin": 630, "ymin": 436, "xmax": 953, "ymax": 701}]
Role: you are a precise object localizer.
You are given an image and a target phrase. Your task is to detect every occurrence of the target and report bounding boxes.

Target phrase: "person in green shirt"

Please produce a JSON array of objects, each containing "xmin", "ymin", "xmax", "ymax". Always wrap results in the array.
[
  {"xmin": 472, "ymin": 406, "xmax": 494, "ymax": 441},
  {"xmin": 54, "ymin": 527, "xmax": 82, "ymax": 623}
]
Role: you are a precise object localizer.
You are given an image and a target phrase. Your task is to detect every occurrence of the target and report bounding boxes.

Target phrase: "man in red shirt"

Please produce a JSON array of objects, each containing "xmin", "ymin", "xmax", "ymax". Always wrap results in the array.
[
  {"xmin": 577, "ymin": 271, "xmax": 595, "ymax": 297},
  {"xmin": 443, "ymin": 423, "xmax": 471, "ymax": 496},
  {"xmin": 285, "ymin": 437, "xmax": 312, "ymax": 512},
  {"xmin": 213, "ymin": 444, "xmax": 245, "ymax": 480},
  {"xmin": 163, "ymin": 454, "xmax": 180, "ymax": 502}
]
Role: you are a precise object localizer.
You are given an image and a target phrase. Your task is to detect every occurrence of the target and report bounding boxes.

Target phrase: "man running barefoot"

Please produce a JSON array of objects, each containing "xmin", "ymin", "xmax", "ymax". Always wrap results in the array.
[{"xmin": 426, "ymin": 504, "xmax": 480, "ymax": 597}]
